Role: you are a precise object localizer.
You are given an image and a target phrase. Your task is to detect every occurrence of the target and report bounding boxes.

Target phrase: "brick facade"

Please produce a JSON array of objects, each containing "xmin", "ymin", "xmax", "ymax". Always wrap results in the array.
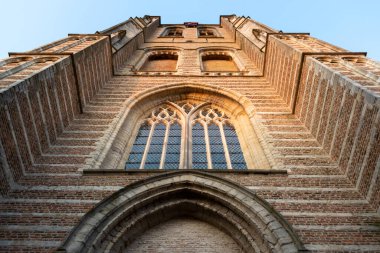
[{"xmin": 0, "ymin": 15, "xmax": 379, "ymax": 252}]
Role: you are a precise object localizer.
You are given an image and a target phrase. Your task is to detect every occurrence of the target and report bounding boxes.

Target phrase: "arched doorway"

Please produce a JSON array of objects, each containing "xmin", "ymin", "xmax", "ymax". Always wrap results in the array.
[{"xmin": 57, "ymin": 171, "xmax": 305, "ymax": 253}]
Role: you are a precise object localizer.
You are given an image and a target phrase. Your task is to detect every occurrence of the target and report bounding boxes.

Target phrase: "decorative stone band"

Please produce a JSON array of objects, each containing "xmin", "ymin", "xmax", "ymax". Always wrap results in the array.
[{"xmin": 57, "ymin": 171, "xmax": 306, "ymax": 253}]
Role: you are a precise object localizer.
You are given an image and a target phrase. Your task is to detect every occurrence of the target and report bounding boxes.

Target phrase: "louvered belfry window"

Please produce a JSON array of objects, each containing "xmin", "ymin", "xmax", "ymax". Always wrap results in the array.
[{"xmin": 125, "ymin": 101, "xmax": 247, "ymax": 170}]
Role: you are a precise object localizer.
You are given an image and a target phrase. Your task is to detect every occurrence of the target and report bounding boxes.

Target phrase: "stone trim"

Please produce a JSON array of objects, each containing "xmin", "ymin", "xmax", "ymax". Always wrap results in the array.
[
  {"xmin": 83, "ymin": 168, "xmax": 288, "ymax": 175},
  {"xmin": 57, "ymin": 171, "xmax": 305, "ymax": 253}
]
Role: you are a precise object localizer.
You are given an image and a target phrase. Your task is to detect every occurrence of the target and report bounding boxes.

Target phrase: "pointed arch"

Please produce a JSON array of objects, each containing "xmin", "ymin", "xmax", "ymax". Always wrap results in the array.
[
  {"xmin": 89, "ymin": 82, "xmax": 276, "ymax": 171},
  {"xmin": 58, "ymin": 171, "xmax": 305, "ymax": 253}
]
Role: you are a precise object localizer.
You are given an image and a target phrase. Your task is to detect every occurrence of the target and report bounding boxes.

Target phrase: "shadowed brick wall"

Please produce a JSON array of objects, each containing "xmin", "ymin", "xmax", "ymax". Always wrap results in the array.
[
  {"xmin": 124, "ymin": 218, "xmax": 241, "ymax": 253},
  {"xmin": 295, "ymin": 56, "xmax": 380, "ymax": 209},
  {"xmin": 0, "ymin": 35, "xmax": 113, "ymax": 195},
  {"xmin": 0, "ymin": 56, "xmax": 77, "ymax": 193},
  {"xmin": 112, "ymin": 31, "xmax": 144, "ymax": 71}
]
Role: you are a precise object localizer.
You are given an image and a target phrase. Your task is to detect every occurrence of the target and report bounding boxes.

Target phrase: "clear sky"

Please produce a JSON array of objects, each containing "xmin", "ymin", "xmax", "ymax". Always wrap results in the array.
[{"xmin": 0, "ymin": 0, "xmax": 379, "ymax": 61}]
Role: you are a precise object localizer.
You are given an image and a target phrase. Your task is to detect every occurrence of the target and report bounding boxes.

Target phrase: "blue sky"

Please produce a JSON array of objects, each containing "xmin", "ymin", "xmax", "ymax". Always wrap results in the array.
[{"xmin": 0, "ymin": 0, "xmax": 379, "ymax": 61}]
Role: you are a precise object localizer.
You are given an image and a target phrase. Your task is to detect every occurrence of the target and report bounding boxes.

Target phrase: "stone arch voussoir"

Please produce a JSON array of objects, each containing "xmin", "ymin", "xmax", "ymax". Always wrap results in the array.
[{"xmin": 57, "ymin": 171, "xmax": 305, "ymax": 253}]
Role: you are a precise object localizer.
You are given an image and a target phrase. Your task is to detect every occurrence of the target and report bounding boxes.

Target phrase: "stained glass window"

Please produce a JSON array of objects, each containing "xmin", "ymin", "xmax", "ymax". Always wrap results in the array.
[
  {"xmin": 125, "ymin": 124, "xmax": 150, "ymax": 169},
  {"xmin": 145, "ymin": 124, "xmax": 166, "ymax": 169},
  {"xmin": 224, "ymin": 124, "xmax": 247, "ymax": 169},
  {"xmin": 192, "ymin": 123, "xmax": 208, "ymax": 169},
  {"xmin": 164, "ymin": 123, "xmax": 181, "ymax": 169},
  {"xmin": 208, "ymin": 124, "xmax": 227, "ymax": 169},
  {"xmin": 125, "ymin": 102, "xmax": 247, "ymax": 170}
]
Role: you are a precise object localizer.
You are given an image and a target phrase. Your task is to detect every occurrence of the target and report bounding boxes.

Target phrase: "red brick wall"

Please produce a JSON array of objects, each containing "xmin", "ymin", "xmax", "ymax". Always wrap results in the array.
[
  {"xmin": 72, "ymin": 37, "xmax": 113, "ymax": 106},
  {"xmin": 295, "ymin": 56, "xmax": 380, "ymax": 209},
  {"xmin": 264, "ymin": 36, "xmax": 302, "ymax": 108},
  {"xmin": 144, "ymin": 17, "xmax": 160, "ymax": 39},
  {"xmin": 112, "ymin": 33, "xmax": 144, "ymax": 71},
  {"xmin": 236, "ymin": 32, "xmax": 265, "ymax": 71},
  {"xmin": 0, "ymin": 56, "xmax": 78, "ymax": 193},
  {"xmin": 0, "ymin": 37, "xmax": 113, "ymax": 195},
  {"xmin": 220, "ymin": 16, "xmax": 235, "ymax": 38}
]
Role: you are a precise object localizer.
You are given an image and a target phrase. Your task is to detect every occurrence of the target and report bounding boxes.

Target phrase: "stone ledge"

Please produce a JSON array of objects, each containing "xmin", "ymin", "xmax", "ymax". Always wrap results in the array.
[{"xmin": 82, "ymin": 169, "xmax": 288, "ymax": 175}]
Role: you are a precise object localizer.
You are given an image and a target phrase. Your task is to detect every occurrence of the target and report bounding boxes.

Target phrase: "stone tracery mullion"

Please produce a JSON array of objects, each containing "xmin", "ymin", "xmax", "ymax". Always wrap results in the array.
[
  {"xmin": 138, "ymin": 106, "xmax": 180, "ymax": 169},
  {"xmin": 159, "ymin": 123, "xmax": 171, "ymax": 169},
  {"xmin": 185, "ymin": 102, "xmax": 207, "ymax": 168},
  {"xmin": 219, "ymin": 123, "xmax": 232, "ymax": 170},
  {"xmin": 139, "ymin": 123, "xmax": 155, "ymax": 169},
  {"xmin": 202, "ymin": 121, "xmax": 213, "ymax": 169},
  {"xmin": 193, "ymin": 106, "xmax": 231, "ymax": 169}
]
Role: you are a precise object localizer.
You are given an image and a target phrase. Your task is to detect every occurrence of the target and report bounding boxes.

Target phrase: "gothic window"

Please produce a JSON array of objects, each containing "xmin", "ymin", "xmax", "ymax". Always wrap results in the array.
[
  {"xmin": 191, "ymin": 107, "xmax": 247, "ymax": 169},
  {"xmin": 162, "ymin": 27, "xmax": 183, "ymax": 37},
  {"xmin": 125, "ymin": 102, "xmax": 248, "ymax": 170}
]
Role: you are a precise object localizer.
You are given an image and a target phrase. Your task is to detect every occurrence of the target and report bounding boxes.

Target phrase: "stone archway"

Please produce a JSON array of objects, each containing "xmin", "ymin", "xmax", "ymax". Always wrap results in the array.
[{"xmin": 57, "ymin": 171, "xmax": 305, "ymax": 253}]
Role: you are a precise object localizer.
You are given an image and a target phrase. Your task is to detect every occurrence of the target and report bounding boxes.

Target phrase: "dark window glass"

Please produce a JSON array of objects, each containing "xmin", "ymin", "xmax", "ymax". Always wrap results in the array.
[
  {"xmin": 125, "ymin": 124, "xmax": 151, "ymax": 170},
  {"xmin": 164, "ymin": 123, "xmax": 181, "ymax": 169},
  {"xmin": 224, "ymin": 124, "xmax": 247, "ymax": 169},
  {"xmin": 145, "ymin": 124, "xmax": 166, "ymax": 169},
  {"xmin": 192, "ymin": 123, "xmax": 208, "ymax": 169},
  {"xmin": 208, "ymin": 124, "xmax": 227, "ymax": 169}
]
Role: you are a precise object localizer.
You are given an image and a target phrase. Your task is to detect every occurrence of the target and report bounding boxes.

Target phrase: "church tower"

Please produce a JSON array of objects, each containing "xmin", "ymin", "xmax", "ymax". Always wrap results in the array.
[{"xmin": 0, "ymin": 15, "xmax": 379, "ymax": 252}]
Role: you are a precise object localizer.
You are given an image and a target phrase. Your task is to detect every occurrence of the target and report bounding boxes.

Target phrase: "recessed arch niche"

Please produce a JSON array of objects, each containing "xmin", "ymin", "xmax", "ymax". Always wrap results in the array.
[
  {"xmin": 135, "ymin": 48, "xmax": 181, "ymax": 72},
  {"xmin": 57, "ymin": 171, "xmax": 305, "ymax": 253},
  {"xmin": 92, "ymin": 83, "xmax": 275, "ymax": 171},
  {"xmin": 199, "ymin": 48, "xmax": 245, "ymax": 72}
]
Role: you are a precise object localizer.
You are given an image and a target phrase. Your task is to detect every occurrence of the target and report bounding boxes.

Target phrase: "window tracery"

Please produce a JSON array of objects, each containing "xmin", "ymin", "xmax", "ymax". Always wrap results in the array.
[
  {"xmin": 125, "ymin": 101, "xmax": 247, "ymax": 170},
  {"xmin": 125, "ymin": 107, "xmax": 181, "ymax": 170}
]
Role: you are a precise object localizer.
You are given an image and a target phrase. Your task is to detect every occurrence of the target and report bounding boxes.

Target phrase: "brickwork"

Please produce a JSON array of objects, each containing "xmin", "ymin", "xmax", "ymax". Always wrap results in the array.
[
  {"xmin": 295, "ymin": 55, "xmax": 380, "ymax": 209},
  {"xmin": 0, "ymin": 15, "xmax": 379, "ymax": 252},
  {"xmin": 124, "ymin": 218, "xmax": 241, "ymax": 253}
]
